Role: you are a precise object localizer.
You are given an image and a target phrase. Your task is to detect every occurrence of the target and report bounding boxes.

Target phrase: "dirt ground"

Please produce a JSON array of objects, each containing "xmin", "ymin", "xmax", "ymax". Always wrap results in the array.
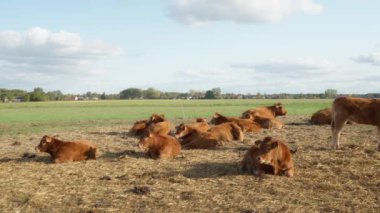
[{"xmin": 1, "ymin": 116, "xmax": 379, "ymax": 212}]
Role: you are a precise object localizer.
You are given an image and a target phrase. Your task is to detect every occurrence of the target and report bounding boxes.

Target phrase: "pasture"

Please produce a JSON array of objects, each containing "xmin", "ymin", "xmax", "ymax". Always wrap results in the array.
[{"xmin": 0, "ymin": 99, "xmax": 379, "ymax": 212}]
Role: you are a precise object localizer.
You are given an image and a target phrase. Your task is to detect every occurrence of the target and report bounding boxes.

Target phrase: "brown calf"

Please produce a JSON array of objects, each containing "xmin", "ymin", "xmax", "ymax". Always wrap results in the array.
[
  {"xmin": 331, "ymin": 96, "xmax": 380, "ymax": 150},
  {"xmin": 241, "ymin": 103, "xmax": 287, "ymax": 120},
  {"xmin": 311, "ymin": 108, "xmax": 332, "ymax": 125},
  {"xmin": 182, "ymin": 122, "xmax": 244, "ymax": 149},
  {"xmin": 311, "ymin": 108, "xmax": 354, "ymax": 125},
  {"xmin": 35, "ymin": 135, "xmax": 97, "ymax": 163},
  {"xmin": 241, "ymin": 137, "xmax": 294, "ymax": 177},
  {"xmin": 175, "ymin": 119, "xmax": 210, "ymax": 139},
  {"xmin": 250, "ymin": 115, "xmax": 284, "ymax": 129},
  {"xmin": 139, "ymin": 133, "xmax": 181, "ymax": 160},
  {"xmin": 211, "ymin": 112, "xmax": 261, "ymax": 133}
]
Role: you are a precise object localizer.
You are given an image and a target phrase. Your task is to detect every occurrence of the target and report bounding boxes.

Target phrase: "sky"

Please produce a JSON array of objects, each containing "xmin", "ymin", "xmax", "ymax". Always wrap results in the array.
[{"xmin": 0, "ymin": 0, "xmax": 379, "ymax": 94}]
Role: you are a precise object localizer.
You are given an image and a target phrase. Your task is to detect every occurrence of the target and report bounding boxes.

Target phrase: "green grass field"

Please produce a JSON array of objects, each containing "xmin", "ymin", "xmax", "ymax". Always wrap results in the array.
[{"xmin": 0, "ymin": 99, "xmax": 332, "ymax": 135}]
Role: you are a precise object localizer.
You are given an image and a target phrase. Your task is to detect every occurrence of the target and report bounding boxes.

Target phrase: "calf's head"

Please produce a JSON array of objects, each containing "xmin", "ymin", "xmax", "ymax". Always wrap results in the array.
[
  {"xmin": 175, "ymin": 123, "xmax": 188, "ymax": 138},
  {"xmin": 139, "ymin": 133, "xmax": 154, "ymax": 150},
  {"xmin": 210, "ymin": 113, "xmax": 226, "ymax": 124},
  {"xmin": 274, "ymin": 103, "xmax": 287, "ymax": 116},
  {"xmin": 149, "ymin": 113, "xmax": 165, "ymax": 123},
  {"xmin": 35, "ymin": 135, "xmax": 55, "ymax": 152},
  {"xmin": 255, "ymin": 137, "xmax": 279, "ymax": 164}
]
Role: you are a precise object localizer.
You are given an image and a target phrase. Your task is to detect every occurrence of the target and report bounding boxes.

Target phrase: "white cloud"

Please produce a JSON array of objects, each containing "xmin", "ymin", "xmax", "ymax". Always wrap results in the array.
[
  {"xmin": 232, "ymin": 58, "xmax": 335, "ymax": 77},
  {"xmin": 161, "ymin": 58, "xmax": 379, "ymax": 94},
  {"xmin": 0, "ymin": 27, "xmax": 121, "ymax": 91},
  {"xmin": 352, "ymin": 52, "xmax": 380, "ymax": 66},
  {"xmin": 164, "ymin": 0, "xmax": 324, "ymax": 25}
]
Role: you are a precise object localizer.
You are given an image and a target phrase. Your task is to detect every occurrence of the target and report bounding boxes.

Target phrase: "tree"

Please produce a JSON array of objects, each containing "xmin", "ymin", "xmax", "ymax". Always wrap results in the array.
[
  {"xmin": 211, "ymin": 87, "xmax": 222, "ymax": 99},
  {"xmin": 120, "ymin": 88, "xmax": 143, "ymax": 99},
  {"xmin": 204, "ymin": 87, "xmax": 222, "ymax": 99},
  {"xmin": 204, "ymin": 90, "xmax": 215, "ymax": 99},
  {"xmin": 30, "ymin": 87, "xmax": 49, "ymax": 101},
  {"xmin": 100, "ymin": 92, "xmax": 107, "ymax": 100},
  {"xmin": 325, "ymin": 89, "xmax": 338, "ymax": 99},
  {"xmin": 188, "ymin": 90, "xmax": 205, "ymax": 99},
  {"xmin": 143, "ymin": 88, "xmax": 161, "ymax": 99},
  {"xmin": 47, "ymin": 90, "xmax": 63, "ymax": 101}
]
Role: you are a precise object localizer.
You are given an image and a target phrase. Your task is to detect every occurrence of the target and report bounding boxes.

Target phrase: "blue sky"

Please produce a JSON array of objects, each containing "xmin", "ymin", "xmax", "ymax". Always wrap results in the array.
[{"xmin": 0, "ymin": 0, "xmax": 379, "ymax": 94}]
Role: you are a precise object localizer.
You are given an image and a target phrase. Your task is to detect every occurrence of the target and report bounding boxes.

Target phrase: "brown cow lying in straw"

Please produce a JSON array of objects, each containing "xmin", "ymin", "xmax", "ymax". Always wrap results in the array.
[
  {"xmin": 246, "ymin": 114, "xmax": 284, "ymax": 129},
  {"xmin": 311, "ymin": 108, "xmax": 354, "ymax": 125},
  {"xmin": 241, "ymin": 103, "xmax": 287, "ymax": 120},
  {"xmin": 175, "ymin": 119, "xmax": 210, "ymax": 139},
  {"xmin": 210, "ymin": 113, "xmax": 261, "ymax": 132},
  {"xmin": 139, "ymin": 133, "xmax": 181, "ymax": 160},
  {"xmin": 311, "ymin": 108, "xmax": 332, "ymax": 125},
  {"xmin": 241, "ymin": 103, "xmax": 287, "ymax": 129},
  {"xmin": 35, "ymin": 135, "xmax": 97, "ymax": 163},
  {"xmin": 182, "ymin": 122, "xmax": 244, "ymax": 149},
  {"xmin": 148, "ymin": 114, "xmax": 172, "ymax": 136},
  {"xmin": 331, "ymin": 96, "xmax": 380, "ymax": 150},
  {"xmin": 130, "ymin": 114, "xmax": 172, "ymax": 137},
  {"xmin": 240, "ymin": 137, "xmax": 294, "ymax": 177}
]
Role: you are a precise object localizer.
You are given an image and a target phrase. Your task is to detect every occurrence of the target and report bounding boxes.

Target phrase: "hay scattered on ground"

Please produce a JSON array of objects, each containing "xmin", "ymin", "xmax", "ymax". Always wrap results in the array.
[{"xmin": 0, "ymin": 116, "xmax": 379, "ymax": 212}]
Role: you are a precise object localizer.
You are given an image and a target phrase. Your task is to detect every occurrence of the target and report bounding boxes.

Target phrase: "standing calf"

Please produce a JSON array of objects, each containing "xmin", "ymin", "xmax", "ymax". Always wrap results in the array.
[{"xmin": 331, "ymin": 96, "xmax": 380, "ymax": 150}]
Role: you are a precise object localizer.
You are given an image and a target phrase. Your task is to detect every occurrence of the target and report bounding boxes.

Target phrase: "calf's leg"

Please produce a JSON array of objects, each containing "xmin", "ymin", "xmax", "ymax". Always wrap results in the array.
[
  {"xmin": 377, "ymin": 126, "xmax": 380, "ymax": 151},
  {"xmin": 331, "ymin": 118, "xmax": 346, "ymax": 150}
]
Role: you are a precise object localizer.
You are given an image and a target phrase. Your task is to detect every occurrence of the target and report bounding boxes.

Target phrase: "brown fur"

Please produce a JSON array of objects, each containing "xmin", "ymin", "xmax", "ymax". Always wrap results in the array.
[
  {"xmin": 138, "ymin": 113, "xmax": 172, "ymax": 136},
  {"xmin": 130, "ymin": 119, "xmax": 149, "ymax": 136},
  {"xmin": 148, "ymin": 120, "xmax": 171, "ymax": 136},
  {"xmin": 311, "ymin": 108, "xmax": 332, "ymax": 125},
  {"xmin": 211, "ymin": 113, "xmax": 261, "ymax": 133},
  {"xmin": 149, "ymin": 113, "xmax": 166, "ymax": 123},
  {"xmin": 195, "ymin": 118, "xmax": 208, "ymax": 123},
  {"xmin": 252, "ymin": 116, "xmax": 284, "ymax": 129},
  {"xmin": 35, "ymin": 135, "xmax": 97, "ymax": 163},
  {"xmin": 241, "ymin": 103, "xmax": 287, "ymax": 120},
  {"xmin": 182, "ymin": 122, "xmax": 244, "ymax": 149},
  {"xmin": 175, "ymin": 120, "xmax": 209, "ymax": 139},
  {"xmin": 311, "ymin": 108, "xmax": 354, "ymax": 125},
  {"xmin": 139, "ymin": 133, "xmax": 181, "ymax": 160},
  {"xmin": 331, "ymin": 96, "xmax": 380, "ymax": 150},
  {"xmin": 240, "ymin": 145, "xmax": 274, "ymax": 176},
  {"xmin": 182, "ymin": 132, "xmax": 220, "ymax": 149},
  {"xmin": 241, "ymin": 137, "xmax": 294, "ymax": 177}
]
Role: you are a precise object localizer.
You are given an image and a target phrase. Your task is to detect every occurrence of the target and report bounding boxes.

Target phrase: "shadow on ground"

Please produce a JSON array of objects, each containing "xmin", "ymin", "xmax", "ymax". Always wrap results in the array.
[{"xmin": 182, "ymin": 162, "xmax": 241, "ymax": 179}]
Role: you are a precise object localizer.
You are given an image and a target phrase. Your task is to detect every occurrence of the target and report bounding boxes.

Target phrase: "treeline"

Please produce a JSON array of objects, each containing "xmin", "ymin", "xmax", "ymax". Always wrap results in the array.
[{"xmin": 1, "ymin": 87, "xmax": 380, "ymax": 102}]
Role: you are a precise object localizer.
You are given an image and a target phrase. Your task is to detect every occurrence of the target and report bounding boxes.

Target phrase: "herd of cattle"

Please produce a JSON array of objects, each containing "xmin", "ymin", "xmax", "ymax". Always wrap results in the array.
[{"xmin": 35, "ymin": 96, "xmax": 380, "ymax": 178}]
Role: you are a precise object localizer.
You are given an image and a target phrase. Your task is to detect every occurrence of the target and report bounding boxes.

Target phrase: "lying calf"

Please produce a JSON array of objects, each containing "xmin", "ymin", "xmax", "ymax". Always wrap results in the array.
[
  {"xmin": 139, "ymin": 133, "xmax": 181, "ymax": 160},
  {"xmin": 211, "ymin": 112, "xmax": 262, "ymax": 133},
  {"xmin": 182, "ymin": 122, "xmax": 244, "ymax": 149},
  {"xmin": 240, "ymin": 137, "xmax": 294, "ymax": 177},
  {"xmin": 175, "ymin": 119, "xmax": 210, "ymax": 139},
  {"xmin": 35, "ymin": 135, "xmax": 97, "ymax": 163}
]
